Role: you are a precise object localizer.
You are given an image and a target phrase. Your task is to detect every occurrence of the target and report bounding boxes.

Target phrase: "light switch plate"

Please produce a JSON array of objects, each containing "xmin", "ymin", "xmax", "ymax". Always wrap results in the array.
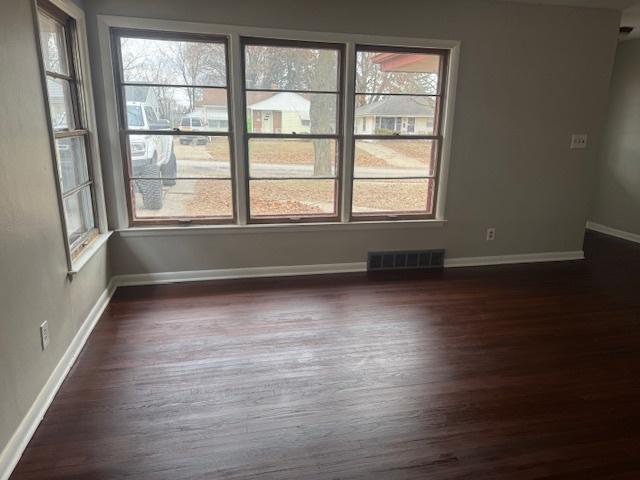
[{"xmin": 570, "ymin": 134, "xmax": 588, "ymax": 149}]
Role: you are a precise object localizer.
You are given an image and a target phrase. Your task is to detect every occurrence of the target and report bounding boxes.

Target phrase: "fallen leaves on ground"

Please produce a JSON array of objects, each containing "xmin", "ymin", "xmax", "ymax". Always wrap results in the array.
[{"xmin": 185, "ymin": 179, "xmax": 433, "ymax": 216}]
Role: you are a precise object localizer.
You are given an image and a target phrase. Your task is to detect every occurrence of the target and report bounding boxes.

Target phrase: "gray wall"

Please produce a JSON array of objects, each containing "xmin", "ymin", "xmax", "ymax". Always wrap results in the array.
[
  {"xmin": 590, "ymin": 39, "xmax": 640, "ymax": 236},
  {"xmin": 0, "ymin": 1, "xmax": 110, "ymax": 451},
  {"xmin": 81, "ymin": 0, "xmax": 620, "ymax": 275}
]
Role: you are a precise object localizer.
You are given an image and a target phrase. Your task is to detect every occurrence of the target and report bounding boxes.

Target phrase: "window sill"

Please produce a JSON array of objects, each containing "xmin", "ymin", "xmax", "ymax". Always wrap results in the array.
[
  {"xmin": 117, "ymin": 219, "xmax": 447, "ymax": 238},
  {"xmin": 68, "ymin": 231, "xmax": 113, "ymax": 277}
]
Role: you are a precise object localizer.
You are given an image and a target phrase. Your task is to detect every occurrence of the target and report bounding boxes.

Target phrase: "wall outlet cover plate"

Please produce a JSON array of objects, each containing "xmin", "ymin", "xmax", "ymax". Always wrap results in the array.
[{"xmin": 570, "ymin": 134, "xmax": 588, "ymax": 149}]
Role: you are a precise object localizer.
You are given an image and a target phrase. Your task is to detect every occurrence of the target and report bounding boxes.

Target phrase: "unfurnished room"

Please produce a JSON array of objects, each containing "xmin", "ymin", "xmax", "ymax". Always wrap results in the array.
[{"xmin": 2, "ymin": 0, "xmax": 640, "ymax": 478}]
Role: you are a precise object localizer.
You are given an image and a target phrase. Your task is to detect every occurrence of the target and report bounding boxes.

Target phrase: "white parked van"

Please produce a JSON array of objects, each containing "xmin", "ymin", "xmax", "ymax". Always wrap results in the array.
[{"xmin": 179, "ymin": 116, "xmax": 207, "ymax": 145}]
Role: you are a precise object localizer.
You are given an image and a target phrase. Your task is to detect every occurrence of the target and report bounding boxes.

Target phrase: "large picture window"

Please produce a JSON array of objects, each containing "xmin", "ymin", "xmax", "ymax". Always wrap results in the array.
[
  {"xmin": 242, "ymin": 39, "xmax": 343, "ymax": 222},
  {"xmin": 37, "ymin": 1, "xmax": 98, "ymax": 255},
  {"xmin": 351, "ymin": 46, "xmax": 448, "ymax": 219},
  {"xmin": 112, "ymin": 30, "xmax": 234, "ymax": 224},
  {"xmin": 109, "ymin": 26, "xmax": 453, "ymax": 227}
]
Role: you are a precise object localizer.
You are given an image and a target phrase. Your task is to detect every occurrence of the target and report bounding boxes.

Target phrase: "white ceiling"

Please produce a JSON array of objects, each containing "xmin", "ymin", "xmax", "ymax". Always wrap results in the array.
[{"xmin": 505, "ymin": 0, "xmax": 638, "ymax": 9}]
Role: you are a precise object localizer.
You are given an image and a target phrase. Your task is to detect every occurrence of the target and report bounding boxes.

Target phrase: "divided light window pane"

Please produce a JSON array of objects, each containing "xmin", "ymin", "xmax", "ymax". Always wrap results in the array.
[
  {"xmin": 119, "ymin": 37, "xmax": 227, "ymax": 86},
  {"xmin": 352, "ymin": 179, "xmax": 435, "ymax": 215},
  {"xmin": 38, "ymin": 13, "xmax": 69, "ymax": 75},
  {"xmin": 356, "ymin": 50, "xmax": 441, "ymax": 95},
  {"xmin": 56, "ymin": 136, "xmax": 89, "ymax": 193},
  {"xmin": 246, "ymin": 91, "xmax": 337, "ymax": 134},
  {"xmin": 249, "ymin": 139, "xmax": 337, "ymax": 178},
  {"xmin": 354, "ymin": 95, "xmax": 436, "ymax": 136},
  {"xmin": 116, "ymin": 32, "xmax": 233, "ymax": 223},
  {"xmin": 64, "ymin": 186, "xmax": 95, "ymax": 246},
  {"xmin": 123, "ymin": 86, "xmax": 229, "ymax": 131},
  {"xmin": 244, "ymin": 45, "xmax": 339, "ymax": 91},
  {"xmin": 250, "ymin": 179, "xmax": 336, "ymax": 217},
  {"xmin": 354, "ymin": 139, "xmax": 436, "ymax": 178},
  {"xmin": 128, "ymin": 135, "xmax": 231, "ymax": 178},
  {"xmin": 243, "ymin": 40, "xmax": 342, "ymax": 221},
  {"xmin": 131, "ymin": 179, "xmax": 233, "ymax": 219},
  {"xmin": 46, "ymin": 77, "xmax": 75, "ymax": 130}
]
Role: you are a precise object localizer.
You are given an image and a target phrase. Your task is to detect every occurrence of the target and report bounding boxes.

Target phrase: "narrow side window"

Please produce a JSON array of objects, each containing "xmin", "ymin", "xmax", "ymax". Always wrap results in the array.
[{"xmin": 37, "ymin": 1, "xmax": 99, "ymax": 257}]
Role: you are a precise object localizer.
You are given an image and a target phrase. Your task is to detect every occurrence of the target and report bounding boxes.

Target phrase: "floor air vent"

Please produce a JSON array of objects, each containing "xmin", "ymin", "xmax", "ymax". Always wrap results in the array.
[{"xmin": 367, "ymin": 249, "xmax": 445, "ymax": 271}]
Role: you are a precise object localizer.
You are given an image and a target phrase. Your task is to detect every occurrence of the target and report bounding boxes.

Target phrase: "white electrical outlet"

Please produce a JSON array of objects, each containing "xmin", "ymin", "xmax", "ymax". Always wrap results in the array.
[
  {"xmin": 486, "ymin": 228, "xmax": 496, "ymax": 241},
  {"xmin": 40, "ymin": 321, "xmax": 49, "ymax": 350},
  {"xmin": 570, "ymin": 134, "xmax": 588, "ymax": 149}
]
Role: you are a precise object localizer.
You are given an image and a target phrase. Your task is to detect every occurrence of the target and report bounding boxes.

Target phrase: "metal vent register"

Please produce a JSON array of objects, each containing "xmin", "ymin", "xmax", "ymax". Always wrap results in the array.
[{"xmin": 367, "ymin": 249, "xmax": 445, "ymax": 271}]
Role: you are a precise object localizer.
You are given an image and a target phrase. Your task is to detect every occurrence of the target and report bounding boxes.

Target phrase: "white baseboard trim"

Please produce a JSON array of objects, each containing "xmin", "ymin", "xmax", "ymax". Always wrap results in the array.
[
  {"xmin": 586, "ymin": 221, "xmax": 640, "ymax": 245},
  {"xmin": 113, "ymin": 262, "xmax": 368, "ymax": 287},
  {"xmin": 444, "ymin": 250, "xmax": 584, "ymax": 268},
  {"xmin": 0, "ymin": 279, "xmax": 117, "ymax": 480},
  {"xmin": 113, "ymin": 251, "xmax": 585, "ymax": 287}
]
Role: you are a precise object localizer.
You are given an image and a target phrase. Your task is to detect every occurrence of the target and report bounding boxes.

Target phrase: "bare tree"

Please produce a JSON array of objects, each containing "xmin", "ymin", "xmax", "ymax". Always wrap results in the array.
[
  {"xmin": 310, "ymin": 50, "xmax": 336, "ymax": 176},
  {"xmin": 245, "ymin": 45, "xmax": 314, "ymax": 90},
  {"xmin": 164, "ymin": 41, "xmax": 226, "ymax": 111},
  {"xmin": 120, "ymin": 38, "xmax": 228, "ymax": 126}
]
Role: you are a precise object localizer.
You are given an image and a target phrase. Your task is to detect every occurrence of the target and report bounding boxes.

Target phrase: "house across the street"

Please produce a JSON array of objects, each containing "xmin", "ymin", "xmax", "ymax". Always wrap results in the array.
[
  {"xmin": 193, "ymin": 90, "xmax": 310, "ymax": 133},
  {"xmin": 354, "ymin": 95, "xmax": 435, "ymax": 135},
  {"xmin": 191, "ymin": 88, "xmax": 230, "ymax": 131},
  {"xmin": 247, "ymin": 91, "xmax": 310, "ymax": 133}
]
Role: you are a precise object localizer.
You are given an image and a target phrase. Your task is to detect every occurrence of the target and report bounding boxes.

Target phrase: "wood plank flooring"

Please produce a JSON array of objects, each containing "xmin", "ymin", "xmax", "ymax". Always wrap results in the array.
[{"xmin": 10, "ymin": 231, "xmax": 640, "ymax": 479}]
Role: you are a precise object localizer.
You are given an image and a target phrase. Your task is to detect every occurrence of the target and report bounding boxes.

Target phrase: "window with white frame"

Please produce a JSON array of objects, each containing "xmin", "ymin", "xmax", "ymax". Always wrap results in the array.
[
  {"xmin": 37, "ymin": 0, "xmax": 99, "ymax": 255},
  {"xmin": 109, "ymin": 27, "xmax": 451, "ymax": 226}
]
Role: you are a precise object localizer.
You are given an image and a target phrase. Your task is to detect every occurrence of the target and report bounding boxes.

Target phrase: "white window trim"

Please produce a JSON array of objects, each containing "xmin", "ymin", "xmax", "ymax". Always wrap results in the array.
[
  {"xmin": 33, "ymin": 0, "xmax": 110, "ymax": 275},
  {"xmin": 116, "ymin": 219, "xmax": 447, "ymax": 238},
  {"xmin": 96, "ymin": 14, "xmax": 461, "ymax": 232}
]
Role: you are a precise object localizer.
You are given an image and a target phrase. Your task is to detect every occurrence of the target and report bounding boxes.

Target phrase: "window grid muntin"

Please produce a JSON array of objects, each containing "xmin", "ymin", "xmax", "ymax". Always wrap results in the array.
[{"xmin": 65, "ymin": 184, "xmax": 97, "ymax": 250}]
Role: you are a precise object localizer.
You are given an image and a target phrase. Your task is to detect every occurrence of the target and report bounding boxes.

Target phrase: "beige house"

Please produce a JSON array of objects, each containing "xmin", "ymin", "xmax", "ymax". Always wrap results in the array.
[{"xmin": 247, "ymin": 91, "xmax": 310, "ymax": 133}]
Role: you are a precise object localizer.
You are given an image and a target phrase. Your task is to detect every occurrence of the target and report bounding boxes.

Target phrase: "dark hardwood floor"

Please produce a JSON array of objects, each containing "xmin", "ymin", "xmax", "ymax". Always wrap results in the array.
[{"xmin": 10, "ymin": 232, "xmax": 640, "ymax": 479}]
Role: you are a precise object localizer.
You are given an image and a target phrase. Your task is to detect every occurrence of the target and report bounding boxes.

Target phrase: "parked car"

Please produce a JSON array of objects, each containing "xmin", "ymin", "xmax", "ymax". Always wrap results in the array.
[
  {"xmin": 179, "ymin": 116, "xmax": 207, "ymax": 145},
  {"xmin": 126, "ymin": 102, "xmax": 176, "ymax": 210}
]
